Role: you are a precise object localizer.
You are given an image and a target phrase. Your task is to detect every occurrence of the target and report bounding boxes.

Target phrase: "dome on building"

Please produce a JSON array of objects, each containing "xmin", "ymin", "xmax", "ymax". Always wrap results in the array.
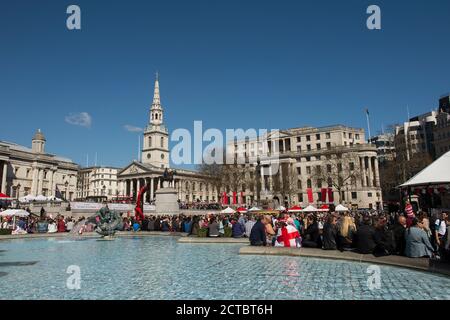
[{"xmin": 32, "ymin": 129, "xmax": 46, "ymax": 141}]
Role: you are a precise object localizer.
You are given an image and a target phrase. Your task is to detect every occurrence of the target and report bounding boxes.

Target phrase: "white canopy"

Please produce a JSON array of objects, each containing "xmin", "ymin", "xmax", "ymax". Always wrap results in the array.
[
  {"xmin": 20, "ymin": 194, "xmax": 36, "ymax": 202},
  {"xmin": 220, "ymin": 207, "xmax": 236, "ymax": 214},
  {"xmin": 276, "ymin": 206, "xmax": 286, "ymax": 211},
  {"xmin": 335, "ymin": 204, "xmax": 349, "ymax": 212},
  {"xmin": 0, "ymin": 209, "xmax": 30, "ymax": 217},
  {"xmin": 301, "ymin": 205, "xmax": 319, "ymax": 212},
  {"xmin": 47, "ymin": 196, "xmax": 63, "ymax": 202},
  {"xmin": 400, "ymin": 151, "xmax": 450, "ymax": 187},
  {"xmin": 35, "ymin": 195, "xmax": 48, "ymax": 201},
  {"xmin": 248, "ymin": 207, "xmax": 262, "ymax": 212}
]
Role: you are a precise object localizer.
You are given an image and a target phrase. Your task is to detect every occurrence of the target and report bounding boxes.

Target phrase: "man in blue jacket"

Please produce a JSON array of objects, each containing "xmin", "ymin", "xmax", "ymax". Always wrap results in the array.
[{"xmin": 249, "ymin": 216, "xmax": 267, "ymax": 246}]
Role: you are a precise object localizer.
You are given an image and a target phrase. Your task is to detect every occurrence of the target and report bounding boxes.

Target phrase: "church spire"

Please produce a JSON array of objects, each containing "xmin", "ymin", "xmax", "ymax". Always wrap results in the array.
[
  {"xmin": 151, "ymin": 72, "xmax": 161, "ymax": 108},
  {"xmin": 149, "ymin": 72, "xmax": 163, "ymax": 125}
]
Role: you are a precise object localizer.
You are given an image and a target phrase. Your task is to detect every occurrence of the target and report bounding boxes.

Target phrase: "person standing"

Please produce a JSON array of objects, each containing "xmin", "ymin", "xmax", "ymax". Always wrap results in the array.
[{"xmin": 405, "ymin": 218, "xmax": 435, "ymax": 258}]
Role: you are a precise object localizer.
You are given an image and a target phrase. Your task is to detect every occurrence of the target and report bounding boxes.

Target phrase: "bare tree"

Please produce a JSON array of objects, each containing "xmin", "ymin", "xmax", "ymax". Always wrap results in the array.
[
  {"xmin": 271, "ymin": 162, "xmax": 300, "ymax": 206},
  {"xmin": 310, "ymin": 150, "xmax": 362, "ymax": 204}
]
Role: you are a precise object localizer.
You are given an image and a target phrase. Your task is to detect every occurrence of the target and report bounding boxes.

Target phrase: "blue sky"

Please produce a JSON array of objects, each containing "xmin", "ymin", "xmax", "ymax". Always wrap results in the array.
[{"xmin": 1, "ymin": 0, "xmax": 450, "ymax": 169}]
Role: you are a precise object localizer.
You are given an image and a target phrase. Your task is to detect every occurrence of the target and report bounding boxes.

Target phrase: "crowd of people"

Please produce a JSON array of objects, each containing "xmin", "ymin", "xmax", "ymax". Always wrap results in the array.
[{"xmin": 1, "ymin": 204, "xmax": 449, "ymax": 261}]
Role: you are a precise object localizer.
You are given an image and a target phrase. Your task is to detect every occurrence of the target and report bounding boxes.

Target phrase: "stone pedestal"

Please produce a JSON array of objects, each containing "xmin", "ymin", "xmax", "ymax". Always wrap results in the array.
[{"xmin": 155, "ymin": 185, "xmax": 179, "ymax": 215}]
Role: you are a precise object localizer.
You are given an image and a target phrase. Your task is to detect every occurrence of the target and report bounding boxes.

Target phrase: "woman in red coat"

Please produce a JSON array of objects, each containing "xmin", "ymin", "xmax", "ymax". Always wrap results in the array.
[{"xmin": 57, "ymin": 218, "xmax": 66, "ymax": 232}]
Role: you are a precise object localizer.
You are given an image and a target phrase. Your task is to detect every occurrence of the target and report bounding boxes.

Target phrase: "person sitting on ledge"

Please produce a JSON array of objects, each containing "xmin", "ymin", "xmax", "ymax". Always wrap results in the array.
[
  {"xmin": 302, "ymin": 215, "xmax": 321, "ymax": 248},
  {"xmin": 355, "ymin": 215, "xmax": 376, "ymax": 254},
  {"xmin": 322, "ymin": 215, "xmax": 338, "ymax": 250},
  {"xmin": 208, "ymin": 217, "xmax": 219, "ymax": 237},
  {"xmin": 373, "ymin": 216, "xmax": 395, "ymax": 257},
  {"xmin": 405, "ymin": 217, "xmax": 435, "ymax": 258},
  {"xmin": 249, "ymin": 216, "xmax": 267, "ymax": 246},
  {"xmin": 231, "ymin": 218, "xmax": 245, "ymax": 238}
]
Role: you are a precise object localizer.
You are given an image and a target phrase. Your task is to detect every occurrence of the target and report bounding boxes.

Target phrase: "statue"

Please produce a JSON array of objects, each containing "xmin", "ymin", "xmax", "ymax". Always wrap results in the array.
[
  {"xmin": 161, "ymin": 168, "xmax": 177, "ymax": 187},
  {"xmin": 86, "ymin": 205, "xmax": 123, "ymax": 238}
]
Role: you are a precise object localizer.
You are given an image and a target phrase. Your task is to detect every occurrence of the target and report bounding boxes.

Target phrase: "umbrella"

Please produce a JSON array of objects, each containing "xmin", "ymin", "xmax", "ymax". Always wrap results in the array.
[
  {"xmin": 35, "ymin": 195, "xmax": 48, "ymax": 201},
  {"xmin": 248, "ymin": 207, "xmax": 262, "ymax": 212},
  {"xmin": 220, "ymin": 207, "xmax": 236, "ymax": 214},
  {"xmin": 0, "ymin": 193, "xmax": 12, "ymax": 200},
  {"xmin": 335, "ymin": 204, "xmax": 349, "ymax": 212},
  {"xmin": 236, "ymin": 207, "xmax": 248, "ymax": 213},
  {"xmin": 0, "ymin": 209, "xmax": 30, "ymax": 217},
  {"xmin": 276, "ymin": 206, "xmax": 287, "ymax": 212},
  {"xmin": 288, "ymin": 205, "xmax": 302, "ymax": 213},
  {"xmin": 301, "ymin": 205, "xmax": 319, "ymax": 212},
  {"xmin": 22, "ymin": 194, "xmax": 36, "ymax": 202},
  {"xmin": 318, "ymin": 204, "xmax": 330, "ymax": 212},
  {"xmin": 0, "ymin": 209, "xmax": 30, "ymax": 230}
]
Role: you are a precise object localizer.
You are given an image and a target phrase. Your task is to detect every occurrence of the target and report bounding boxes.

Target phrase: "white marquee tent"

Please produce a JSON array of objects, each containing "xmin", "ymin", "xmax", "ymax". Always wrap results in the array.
[{"xmin": 400, "ymin": 151, "xmax": 450, "ymax": 188}]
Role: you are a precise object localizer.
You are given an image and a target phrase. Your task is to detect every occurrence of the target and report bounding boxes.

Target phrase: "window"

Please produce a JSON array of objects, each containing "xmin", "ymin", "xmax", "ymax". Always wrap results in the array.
[
  {"xmin": 326, "ymin": 142, "xmax": 331, "ymax": 149},
  {"xmin": 297, "ymin": 180, "xmax": 302, "ymax": 189},
  {"xmin": 315, "ymin": 165, "xmax": 321, "ymax": 174},
  {"xmin": 147, "ymin": 153, "xmax": 151, "ymax": 159},
  {"xmin": 297, "ymin": 136, "xmax": 301, "ymax": 142},
  {"xmin": 355, "ymin": 134, "xmax": 360, "ymax": 140},
  {"xmin": 307, "ymin": 144, "xmax": 311, "ymax": 151},
  {"xmin": 368, "ymin": 192, "xmax": 373, "ymax": 197},
  {"xmin": 327, "ymin": 164, "xmax": 332, "ymax": 173},
  {"xmin": 160, "ymin": 137, "xmax": 164, "ymax": 147},
  {"xmin": 298, "ymin": 193, "xmax": 303, "ymax": 202},
  {"xmin": 296, "ymin": 167, "xmax": 301, "ymax": 174},
  {"xmin": 161, "ymin": 153, "xmax": 165, "ymax": 159},
  {"xmin": 305, "ymin": 156, "xmax": 311, "ymax": 162},
  {"xmin": 317, "ymin": 179, "xmax": 322, "ymax": 188},
  {"xmin": 349, "ymin": 133, "xmax": 353, "ymax": 139},
  {"xmin": 306, "ymin": 166, "xmax": 311, "ymax": 174},
  {"xmin": 307, "ymin": 179, "xmax": 312, "ymax": 188},
  {"xmin": 349, "ymin": 162, "xmax": 355, "ymax": 171},
  {"xmin": 316, "ymin": 143, "xmax": 321, "ymax": 150},
  {"xmin": 352, "ymin": 192, "xmax": 357, "ymax": 199},
  {"xmin": 326, "ymin": 132, "xmax": 331, "ymax": 139},
  {"xmin": 306, "ymin": 135, "xmax": 311, "ymax": 141},
  {"xmin": 297, "ymin": 146, "xmax": 301, "ymax": 152},
  {"xmin": 149, "ymin": 137, "xmax": 152, "ymax": 147},
  {"xmin": 316, "ymin": 134, "xmax": 320, "ymax": 140},
  {"xmin": 337, "ymin": 163, "xmax": 342, "ymax": 172}
]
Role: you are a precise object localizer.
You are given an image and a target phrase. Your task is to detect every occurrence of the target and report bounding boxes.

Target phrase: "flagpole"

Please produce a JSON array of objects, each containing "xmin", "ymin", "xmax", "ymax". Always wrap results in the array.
[
  {"xmin": 138, "ymin": 135, "xmax": 141, "ymax": 162},
  {"xmin": 365, "ymin": 108, "xmax": 372, "ymax": 142}
]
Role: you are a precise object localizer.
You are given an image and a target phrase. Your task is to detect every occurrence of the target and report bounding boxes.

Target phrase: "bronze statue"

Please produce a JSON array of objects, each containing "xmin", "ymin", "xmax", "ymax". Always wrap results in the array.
[{"xmin": 161, "ymin": 168, "xmax": 177, "ymax": 187}]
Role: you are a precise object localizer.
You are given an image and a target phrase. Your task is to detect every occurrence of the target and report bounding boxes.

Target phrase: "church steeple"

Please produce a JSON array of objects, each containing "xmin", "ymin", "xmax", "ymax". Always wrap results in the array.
[
  {"xmin": 150, "ymin": 72, "xmax": 163, "ymax": 125},
  {"xmin": 143, "ymin": 73, "xmax": 169, "ymax": 169}
]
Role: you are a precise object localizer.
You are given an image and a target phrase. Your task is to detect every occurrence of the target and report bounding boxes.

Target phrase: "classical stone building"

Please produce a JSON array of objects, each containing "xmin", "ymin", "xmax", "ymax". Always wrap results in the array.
[
  {"xmin": 76, "ymin": 166, "xmax": 120, "ymax": 200},
  {"xmin": 228, "ymin": 125, "xmax": 382, "ymax": 209},
  {"xmin": 0, "ymin": 130, "xmax": 79, "ymax": 200},
  {"xmin": 117, "ymin": 76, "xmax": 219, "ymax": 203}
]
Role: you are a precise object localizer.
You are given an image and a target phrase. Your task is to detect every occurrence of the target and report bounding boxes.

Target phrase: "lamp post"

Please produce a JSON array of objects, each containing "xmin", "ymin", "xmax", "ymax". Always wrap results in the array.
[
  {"xmin": 255, "ymin": 160, "xmax": 261, "ymax": 206},
  {"xmin": 16, "ymin": 183, "xmax": 21, "ymax": 200},
  {"xmin": 64, "ymin": 181, "xmax": 69, "ymax": 201}
]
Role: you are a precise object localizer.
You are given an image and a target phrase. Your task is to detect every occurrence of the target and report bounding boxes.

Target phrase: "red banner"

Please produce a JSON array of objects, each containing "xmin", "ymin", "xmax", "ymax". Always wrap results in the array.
[
  {"xmin": 232, "ymin": 191, "xmax": 237, "ymax": 204},
  {"xmin": 307, "ymin": 188, "xmax": 313, "ymax": 203},
  {"xmin": 328, "ymin": 188, "xmax": 334, "ymax": 203},
  {"xmin": 222, "ymin": 192, "xmax": 228, "ymax": 205},
  {"xmin": 321, "ymin": 188, "xmax": 327, "ymax": 202}
]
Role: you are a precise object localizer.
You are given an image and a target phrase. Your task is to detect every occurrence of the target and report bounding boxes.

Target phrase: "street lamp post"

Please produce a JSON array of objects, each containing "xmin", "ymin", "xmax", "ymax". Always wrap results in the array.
[
  {"xmin": 64, "ymin": 181, "xmax": 69, "ymax": 201},
  {"xmin": 16, "ymin": 183, "xmax": 21, "ymax": 200}
]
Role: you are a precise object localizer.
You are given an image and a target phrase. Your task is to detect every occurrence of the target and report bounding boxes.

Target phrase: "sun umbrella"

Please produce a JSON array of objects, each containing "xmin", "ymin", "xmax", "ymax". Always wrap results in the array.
[
  {"xmin": 236, "ymin": 207, "xmax": 248, "ymax": 213},
  {"xmin": 301, "ymin": 205, "xmax": 319, "ymax": 212},
  {"xmin": 288, "ymin": 205, "xmax": 302, "ymax": 213},
  {"xmin": 248, "ymin": 207, "xmax": 262, "ymax": 212},
  {"xmin": 0, "ymin": 193, "xmax": 12, "ymax": 200},
  {"xmin": 35, "ymin": 195, "xmax": 48, "ymax": 201},
  {"xmin": 318, "ymin": 204, "xmax": 330, "ymax": 212},
  {"xmin": 220, "ymin": 207, "xmax": 236, "ymax": 214},
  {"xmin": 335, "ymin": 204, "xmax": 349, "ymax": 212}
]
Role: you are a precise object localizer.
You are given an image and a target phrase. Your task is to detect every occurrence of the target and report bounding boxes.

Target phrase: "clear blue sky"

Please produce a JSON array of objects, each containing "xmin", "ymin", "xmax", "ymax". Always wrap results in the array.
[{"xmin": 1, "ymin": 0, "xmax": 450, "ymax": 168}]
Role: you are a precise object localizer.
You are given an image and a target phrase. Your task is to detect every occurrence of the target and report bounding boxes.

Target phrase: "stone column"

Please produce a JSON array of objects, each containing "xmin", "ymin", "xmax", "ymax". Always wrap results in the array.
[
  {"xmin": 268, "ymin": 165, "xmax": 273, "ymax": 191},
  {"xmin": 374, "ymin": 157, "xmax": 380, "ymax": 188},
  {"xmin": 360, "ymin": 157, "xmax": 366, "ymax": 187},
  {"xmin": 1, "ymin": 162, "xmax": 7, "ymax": 194},
  {"xmin": 31, "ymin": 167, "xmax": 37, "ymax": 195},
  {"xmin": 260, "ymin": 166, "xmax": 266, "ymax": 191},
  {"xmin": 48, "ymin": 170, "xmax": 54, "ymax": 196},
  {"xmin": 130, "ymin": 179, "xmax": 134, "ymax": 199},
  {"xmin": 150, "ymin": 177, "xmax": 154, "ymax": 201},
  {"xmin": 137, "ymin": 178, "xmax": 141, "ymax": 194},
  {"xmin": 367, "ymin": 156, "xmax": 373, "ymax": 187}
]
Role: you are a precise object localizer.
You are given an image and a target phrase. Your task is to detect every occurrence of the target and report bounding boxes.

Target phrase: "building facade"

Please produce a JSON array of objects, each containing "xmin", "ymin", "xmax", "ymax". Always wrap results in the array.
[
  {"xmin": 0, "ymin": 130, "xmax": 79, "ymax": 200},
  {"xmin": 76, "ymin": 166, "xmax": 120, "ymax": 200},
  {"xmin": 228, "ymin": 126, "xmax": 382, "ymax": 209},
  {"xmin": 434, "ymin": 95, "xmax": 450, "ymax": 158},
  {"xmin": 369, "ymin": 133, "xmax": 395, "ymax": 164}
]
